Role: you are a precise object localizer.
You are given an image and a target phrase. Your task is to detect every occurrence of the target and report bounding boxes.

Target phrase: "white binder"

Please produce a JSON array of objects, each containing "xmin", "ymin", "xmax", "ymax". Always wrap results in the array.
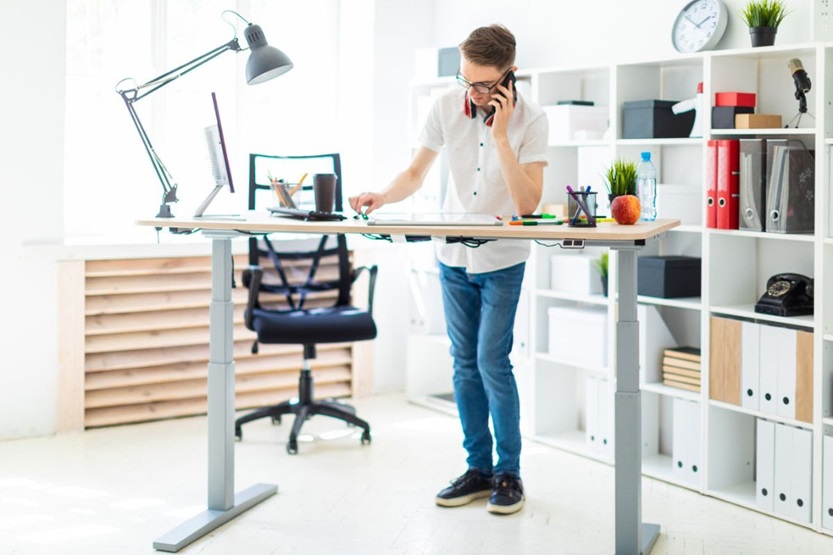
[
  {"xmin": 774, "ymin": 423, "xmax": 792, "ymax": 518},
  {"xmin": 685, "ymin": 399, "xmax": 702, "ymax": 487},
  {"xmin": 758, "ymin": 326, "xmax": 781, "ymax": 416},
  {"xmin": 598, "ymin": 377, "xmax": 613, "ymax": 457},
  {"xmin": 790, "ymin": 426, "xmax": 813, "ymax": 523},
  {"xmin": 585, "ymin": 375, "xmax": 599, "ymax": 449},
  {"xmin": 756, "ymin": 419, "xmax": 775, "ymax": 512},
  {"xmin": 823, "ymin": 435, "xmax": 833, "ymax": 531},
  {"xmin": 672, "ymin": 398, "xmax": 688, "ymax": 482},
  {"xmin": 773, "ymin": 327, "xmax": 797, "ymax": 420},
  {"xmin": 740, "ymin": 321, "xmax": 760, "ymax": 411}
]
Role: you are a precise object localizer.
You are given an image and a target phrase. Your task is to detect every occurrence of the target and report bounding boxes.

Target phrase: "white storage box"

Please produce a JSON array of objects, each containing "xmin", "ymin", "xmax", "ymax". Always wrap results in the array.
[
  {"xmin": 657, "ymin": 183, "xmax": 702, "ymax": 225},
  {"xmin": 543, "ymin": 105, "xmax": 609, "ymax": 143},
  {"xmin": 548, "ymin": 306, "xmax": 608, "ymax": 368},
  {"xmin": 550, "ymin": 253, "xmax": 602, "ymax": 295}
]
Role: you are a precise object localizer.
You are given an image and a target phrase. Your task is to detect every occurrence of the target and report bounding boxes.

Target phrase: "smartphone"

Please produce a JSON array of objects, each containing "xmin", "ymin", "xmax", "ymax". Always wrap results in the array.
[
  {"xmin": 501, "ymin": 70, "xmax": 517, "ymax": 103},
  {"xmin": 490, "ymin": 70, "xmax": 517, "ymax": 114}
]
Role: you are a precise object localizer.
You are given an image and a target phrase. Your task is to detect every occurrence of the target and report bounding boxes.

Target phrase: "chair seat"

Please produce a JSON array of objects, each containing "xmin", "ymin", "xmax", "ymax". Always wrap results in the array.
[{"xmin": 251, "ymin": 305, "xmax": 377, "ymax": 344}]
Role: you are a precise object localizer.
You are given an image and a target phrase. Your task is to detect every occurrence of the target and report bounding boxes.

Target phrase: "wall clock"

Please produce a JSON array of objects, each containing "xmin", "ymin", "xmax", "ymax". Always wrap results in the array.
[{"xmin": 672, "ymin": 0, "xmax": 729, "ymax": 53}]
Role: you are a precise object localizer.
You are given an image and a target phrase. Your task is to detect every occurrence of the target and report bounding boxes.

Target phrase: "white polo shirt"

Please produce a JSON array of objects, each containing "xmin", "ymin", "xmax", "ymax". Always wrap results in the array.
[{"xmin": 418, "ymin": 88, "xmax": 549, "ymax": 274}]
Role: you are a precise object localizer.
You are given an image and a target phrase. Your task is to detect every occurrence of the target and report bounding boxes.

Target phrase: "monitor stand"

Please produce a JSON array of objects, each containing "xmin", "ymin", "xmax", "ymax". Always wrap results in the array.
[{"xmin": 193, "ymin": 184, "xmax": 243, "ymax": 220}]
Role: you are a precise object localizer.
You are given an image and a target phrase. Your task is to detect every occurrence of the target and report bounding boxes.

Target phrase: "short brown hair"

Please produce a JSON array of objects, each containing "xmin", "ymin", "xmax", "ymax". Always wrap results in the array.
[{"xmin": 459, "ymin": 24, "xmax": 516, "ymax": 69}]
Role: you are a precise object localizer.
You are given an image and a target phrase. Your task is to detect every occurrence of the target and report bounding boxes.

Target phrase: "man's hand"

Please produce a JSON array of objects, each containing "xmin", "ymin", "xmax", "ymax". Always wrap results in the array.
[
  {"xmin": 348, "ymin": 192, "xmax": 386, "ymax": 215},
  {"xmin": 489, "ymin": 79, "xmax": 515, "ymax": 139}
]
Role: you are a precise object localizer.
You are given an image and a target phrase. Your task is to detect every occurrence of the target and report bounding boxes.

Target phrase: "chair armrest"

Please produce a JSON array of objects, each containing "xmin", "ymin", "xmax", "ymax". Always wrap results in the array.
[
  {"xmin": 242, "ymin": 267, "xmax": 263, "ymax": 330},
  {"xmin": 352, "ymin": 265, "xmax": 378, "ymax": 316}
]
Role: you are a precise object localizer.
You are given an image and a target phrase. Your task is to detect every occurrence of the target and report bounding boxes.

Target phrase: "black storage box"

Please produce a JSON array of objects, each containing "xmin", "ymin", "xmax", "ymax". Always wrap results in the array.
[
  {"xmin": 622, "ymin": 100, "xmax": 695, "ymax": 139},
  {"xmin": 637, "ymin": 256, "xmax": 702, "ymax": 298},
  {"xmin": 712, "ymin": 106, "xmax": 754, "ymax": 129}
]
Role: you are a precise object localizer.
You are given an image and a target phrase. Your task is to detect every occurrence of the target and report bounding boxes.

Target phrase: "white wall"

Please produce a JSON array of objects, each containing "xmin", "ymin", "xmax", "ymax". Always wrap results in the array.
[
  {"xmin": 0, "ymin": 1, "xmax": 66, "ymax": 437},
  {"xmin": 429, "ymin": 0, "xmax": 814, "ymax": 68}
]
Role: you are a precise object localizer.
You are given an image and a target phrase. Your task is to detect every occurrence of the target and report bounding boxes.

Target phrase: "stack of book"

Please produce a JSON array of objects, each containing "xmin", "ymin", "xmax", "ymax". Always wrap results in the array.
[{"xmin": 662, "ymin": 347, "xmax": 701, "ymax": 392}]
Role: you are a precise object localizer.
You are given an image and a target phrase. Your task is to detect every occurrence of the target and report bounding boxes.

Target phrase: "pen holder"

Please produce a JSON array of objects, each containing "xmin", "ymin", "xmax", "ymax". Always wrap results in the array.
[
  {"xmin": 567, "ymin": 191, "xmax": 597, "ymax": 227},
  {"xmin": 271, "ymin": 180, "xmax": 302, "ymax": 208}
]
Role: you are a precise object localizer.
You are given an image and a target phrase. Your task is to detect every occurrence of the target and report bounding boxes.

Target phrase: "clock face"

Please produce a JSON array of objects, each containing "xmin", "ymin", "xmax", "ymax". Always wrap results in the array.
[{"xmin": 672, "ymin": 0, "xmax": 728, "ymax": 53}]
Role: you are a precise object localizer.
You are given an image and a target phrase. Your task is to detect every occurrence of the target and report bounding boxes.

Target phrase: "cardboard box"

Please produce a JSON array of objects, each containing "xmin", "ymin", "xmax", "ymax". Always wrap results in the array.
[
  {"xmin": 548, "ymin": 306, "xmax": 608, "ymax": 368},
  {"xmin": 622, "ymin": 100, "xmax": 694, "ymax": 139},
  {"xmin": 550, "ymin": 253, "xmax": 602, "ymax": 295},
  {"xmin": 735, "ymin": 114, "xmax": 782, "ymax": 129},
  {"xmin": 715, "ymin": 92, "xmax": 757, "ymax": 107},
  {"xmin": 712, "ymin": 106, "xmax": 754, "ymax": 129},
  {"xmin": 638, "ymin": 256, "xmax": 702, "ymax": 298},
  {"xmin": 543, "ymin": 105, "xmax": 609, "ymax": 143}
]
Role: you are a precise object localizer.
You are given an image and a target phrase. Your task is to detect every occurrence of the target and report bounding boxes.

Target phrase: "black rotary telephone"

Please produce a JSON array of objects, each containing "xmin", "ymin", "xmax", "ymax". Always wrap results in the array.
[{"xmin": 754, "ymin": 273, "xmax": 814, "ymax": 317}]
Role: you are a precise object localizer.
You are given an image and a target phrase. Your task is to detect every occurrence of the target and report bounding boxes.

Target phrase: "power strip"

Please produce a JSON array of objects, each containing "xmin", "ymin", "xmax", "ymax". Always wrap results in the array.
[{"xmin": 813, "ymin": 0, "xmax": 833, "ymax": 41}]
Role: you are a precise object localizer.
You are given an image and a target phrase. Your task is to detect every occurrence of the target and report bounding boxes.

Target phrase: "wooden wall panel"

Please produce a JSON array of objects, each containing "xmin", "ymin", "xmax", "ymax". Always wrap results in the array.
[{"xmin": 81, "ymin": 253, "xmax": 365, "ymax": 428}]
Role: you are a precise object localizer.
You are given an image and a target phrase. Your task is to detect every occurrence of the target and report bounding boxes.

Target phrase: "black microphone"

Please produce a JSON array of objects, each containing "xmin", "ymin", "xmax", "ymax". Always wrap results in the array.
[{"xmin": 788, "ymin": 58, "xmax": 811, "ymax": 94}]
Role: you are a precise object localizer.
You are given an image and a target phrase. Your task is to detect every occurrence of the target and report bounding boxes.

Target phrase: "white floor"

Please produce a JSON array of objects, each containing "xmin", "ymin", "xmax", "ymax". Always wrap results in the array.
[{"xmin": 1, "ymin": 394, "xmax": 833, "ymax": 555}]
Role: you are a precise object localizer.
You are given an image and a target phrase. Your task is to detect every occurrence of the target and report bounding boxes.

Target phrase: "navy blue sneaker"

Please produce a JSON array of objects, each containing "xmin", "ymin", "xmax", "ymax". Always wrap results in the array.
[
  {"xmin": 435, "ymin": 469, "xmax": 493, "ymax": 507},
  {"xmin": 487, "ymin": 473, "xmax": 525, "ymax": 514}
]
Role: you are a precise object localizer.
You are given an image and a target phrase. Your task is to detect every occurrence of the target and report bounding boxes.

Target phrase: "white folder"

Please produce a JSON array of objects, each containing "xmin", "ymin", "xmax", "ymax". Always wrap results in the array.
[
  {"xmin": 740, "ymin": 322, "xmax": 760, "ymax": 411},
  {"xmin": 672, "ymin": 398, "xmax": 688, "ymax": 483},
  {"xmin": 756, "ymin": 419, "xmax": 775, "ymax": 512},
  {"xmin": 790, "ymin": 426, "xmax": 813, "ymax": 523},
  {"xmin": 823, "ymin": 435, "xmax": 833, "ymax": 531},
  {"xmin": 585, "ymin": 375, "xmax": 599, "ymax": 449},
  {"xmin": 598, "ymin": 378, "xmax": 613, "ymax": 457},
  {"xmin": 774, "ymin": 327, "xmax": 797, "ymax": 420},
  {"xmin": 773, "ymin": 423, "xmax": 792, "ymax": 518},
  {"xmin": 758, "ymin": 326, "xmax": 781, "ymax": 416},
  {"xmin": 685, "ymin": 399, "xmax": 702, "ymax": 487}
]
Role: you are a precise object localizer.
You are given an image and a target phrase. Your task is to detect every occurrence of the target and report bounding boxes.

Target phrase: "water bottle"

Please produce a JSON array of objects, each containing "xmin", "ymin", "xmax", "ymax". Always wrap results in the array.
[{"xmin": 636, "ymin": 151, "xmax": 657, "ymax": 221}]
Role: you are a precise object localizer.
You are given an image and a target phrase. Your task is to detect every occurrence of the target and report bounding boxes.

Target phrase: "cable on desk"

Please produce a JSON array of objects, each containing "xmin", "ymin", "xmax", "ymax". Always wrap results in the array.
[
  {"xmin": 534, "ymin": 239, "xmax": 586, "ymax": 249},
  {"xmin": 445, "ymin": 237, "xmax": 494, "ymax": 248}
]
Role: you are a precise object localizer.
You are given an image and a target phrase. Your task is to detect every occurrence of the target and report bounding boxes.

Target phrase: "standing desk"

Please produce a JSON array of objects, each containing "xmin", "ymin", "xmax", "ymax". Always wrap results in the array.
[{"xmin": 137, "ymin": 212, "xmax": 679, "ymax": 554}]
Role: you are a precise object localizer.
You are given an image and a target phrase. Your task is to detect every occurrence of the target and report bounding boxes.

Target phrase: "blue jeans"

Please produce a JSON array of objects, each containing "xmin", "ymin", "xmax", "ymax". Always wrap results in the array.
[{"xmin": 439, "ymin": 262, "xmax": 525, "ymax": 477}]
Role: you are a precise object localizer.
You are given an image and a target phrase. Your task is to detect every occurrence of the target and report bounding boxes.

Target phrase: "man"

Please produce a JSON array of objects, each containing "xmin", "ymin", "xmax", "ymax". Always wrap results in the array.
[{"xmin": 349, "ymin": 24, "xmax": 548, "ymax": 515}]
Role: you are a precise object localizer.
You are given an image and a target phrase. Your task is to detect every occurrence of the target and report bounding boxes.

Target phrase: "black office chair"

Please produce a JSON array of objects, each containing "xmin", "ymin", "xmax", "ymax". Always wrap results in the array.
[{"xmin": 235, "ymin": 153, "xmax": 377, "ymax": 454}]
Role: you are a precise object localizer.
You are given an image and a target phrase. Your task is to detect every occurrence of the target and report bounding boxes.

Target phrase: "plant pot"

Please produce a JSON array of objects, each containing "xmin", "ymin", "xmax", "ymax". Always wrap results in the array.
[
  {"xmin": 601, "ymin": 275, "xmax": 608, "ymax": 297},
  {"xmin": 749, "ymin": 26, "xmax": 777, "ymax": 47}
]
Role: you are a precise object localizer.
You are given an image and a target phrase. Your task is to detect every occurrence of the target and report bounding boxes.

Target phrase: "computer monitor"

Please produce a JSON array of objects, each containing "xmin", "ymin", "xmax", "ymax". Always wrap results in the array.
[{"xmin": 194, "ymin": 91, "xmax": 238, "ymax": 218}]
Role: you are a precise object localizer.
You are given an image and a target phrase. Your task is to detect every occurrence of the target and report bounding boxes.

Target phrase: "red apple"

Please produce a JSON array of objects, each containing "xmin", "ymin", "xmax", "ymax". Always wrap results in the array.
[{"xmin": 610, "ymin": 195, "xmax": 641, "ymax": 225}]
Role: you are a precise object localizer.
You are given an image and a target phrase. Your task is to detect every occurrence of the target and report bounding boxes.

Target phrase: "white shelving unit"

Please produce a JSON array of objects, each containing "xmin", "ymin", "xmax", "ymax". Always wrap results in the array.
[{"xmin": 407, "ymin": 41, "xmax": 833, "ymax": 537}]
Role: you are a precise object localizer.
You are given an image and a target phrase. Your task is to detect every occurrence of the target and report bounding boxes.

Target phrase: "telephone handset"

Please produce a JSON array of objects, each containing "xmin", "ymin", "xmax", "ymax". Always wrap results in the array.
[{"xmin": 754, "ymin": 273, "xmax": 814, "ymax": 317}]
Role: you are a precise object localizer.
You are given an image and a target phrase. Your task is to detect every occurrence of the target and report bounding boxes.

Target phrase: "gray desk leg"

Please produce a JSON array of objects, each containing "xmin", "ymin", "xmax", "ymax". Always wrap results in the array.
[
  {"xmin": 154, "ymin": 235, "xmax": 277, "ymax": 552},
  {"xmin": 614, "ymin": 248, "xmax": 659, "ymax": 555}
]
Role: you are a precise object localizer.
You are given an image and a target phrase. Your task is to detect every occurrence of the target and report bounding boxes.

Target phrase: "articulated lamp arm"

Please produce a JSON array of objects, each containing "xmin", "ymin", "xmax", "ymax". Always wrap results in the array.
[
  {"xmin": 114, "ymin": 38, "xmax": 243, "ymax": 218},
  {"xmin": 114, "ymin": 10, "xmax": 294, "ymax": 220}
]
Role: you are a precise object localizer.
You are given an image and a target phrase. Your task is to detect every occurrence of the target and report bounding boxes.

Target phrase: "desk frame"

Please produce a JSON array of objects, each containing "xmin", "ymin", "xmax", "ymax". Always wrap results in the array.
[
  {"xmin": 141, "ymin": 215, "xmax": 677, "ymax": 553},
  {"xmin": 152, "ymin": 232, "xmax": 277, "ymax": 552}
]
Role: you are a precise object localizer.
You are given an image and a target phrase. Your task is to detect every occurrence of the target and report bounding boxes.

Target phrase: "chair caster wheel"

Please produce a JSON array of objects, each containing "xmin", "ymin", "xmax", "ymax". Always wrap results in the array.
[
  {"xmin": 271, "ymin": 416, "xmax": 282, "ymax": 425},
  {"xmin": 287, "ymin": 441, "xmax": 298, "ymax": 455},
  {"xmin": 234, "ymin": 427, "xmax": 242, "ymax": 441},
  {"xmin": 361, "ymin": 430, "xmax": 371, "ymax": 445}
]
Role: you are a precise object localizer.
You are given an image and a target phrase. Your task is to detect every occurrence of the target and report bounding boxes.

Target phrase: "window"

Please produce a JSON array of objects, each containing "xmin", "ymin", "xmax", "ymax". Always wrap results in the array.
[{"xmin": 64, "ymin": 0, "xmax": 339, "ymax": 239}]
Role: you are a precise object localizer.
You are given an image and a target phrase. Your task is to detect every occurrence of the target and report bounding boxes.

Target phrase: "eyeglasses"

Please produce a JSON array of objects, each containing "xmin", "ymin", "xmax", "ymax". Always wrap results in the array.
[{"xmin": 456, "ymin": 69, "xmax": 510, "ymax": 95}]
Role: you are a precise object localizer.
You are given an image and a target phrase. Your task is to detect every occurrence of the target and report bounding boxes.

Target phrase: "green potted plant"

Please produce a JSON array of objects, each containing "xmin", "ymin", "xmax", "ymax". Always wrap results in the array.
[
  {"xmin": 594, "ymin": 252, "xmax": 609, "ymax": 297},
  {"xmin": 604, "ymin": 159, "xmax": 637, "ymax": 199},
  {"xmin": 604, "ymin": 159, "xmax": 641, "ymax": 225},
  {"xmin": 741, "ymin": 0, "xmax": 789, "ymax": 47}
]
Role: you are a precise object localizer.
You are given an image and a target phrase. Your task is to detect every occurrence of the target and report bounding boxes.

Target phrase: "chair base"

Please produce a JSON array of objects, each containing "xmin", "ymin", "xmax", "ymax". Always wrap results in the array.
[{"xmin": 235, "ymin": 394, "xmax": 371, "ymax": 454}]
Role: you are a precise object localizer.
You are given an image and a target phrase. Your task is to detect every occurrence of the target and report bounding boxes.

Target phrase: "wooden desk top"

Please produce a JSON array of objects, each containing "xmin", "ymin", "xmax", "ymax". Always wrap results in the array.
[{"xmin": 137, "ymin": 211, "xmax": 679, "ymax": 243}]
